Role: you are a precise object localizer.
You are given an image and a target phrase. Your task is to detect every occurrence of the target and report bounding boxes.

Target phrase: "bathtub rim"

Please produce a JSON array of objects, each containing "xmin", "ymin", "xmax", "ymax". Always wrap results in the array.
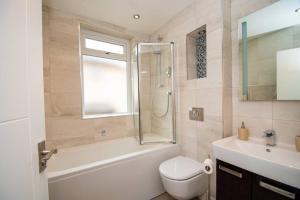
[{"xmin": 48, "ymin": 143, "xmax": 179, "ymax": 183}]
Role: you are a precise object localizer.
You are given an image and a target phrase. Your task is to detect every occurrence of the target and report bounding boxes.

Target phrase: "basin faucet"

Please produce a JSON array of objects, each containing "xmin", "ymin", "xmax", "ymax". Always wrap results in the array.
[{"xmin": 263, "ymin": 129, "xmax": 276, "ymax": 146}]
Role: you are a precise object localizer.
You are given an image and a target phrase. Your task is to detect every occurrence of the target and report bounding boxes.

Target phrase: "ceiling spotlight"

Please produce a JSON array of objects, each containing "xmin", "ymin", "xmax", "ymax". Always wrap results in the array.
[
  {"xmin": 295, "ymin": 7, "xmax": 300, "ymax": 12},
  {"xmin": 133, "ymin": 14, "xmax": 140, "ymax": 20}
]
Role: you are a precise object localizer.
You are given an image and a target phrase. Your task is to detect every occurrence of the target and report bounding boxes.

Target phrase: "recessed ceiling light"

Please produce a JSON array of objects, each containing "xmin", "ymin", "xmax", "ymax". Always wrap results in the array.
[
  {"xmin": 133, "ymin": 14, "xmax": 140, "ymax": 20},
  {"xmin": 295, "ymin": 8, "xmax": 300, "ymax": 12}
]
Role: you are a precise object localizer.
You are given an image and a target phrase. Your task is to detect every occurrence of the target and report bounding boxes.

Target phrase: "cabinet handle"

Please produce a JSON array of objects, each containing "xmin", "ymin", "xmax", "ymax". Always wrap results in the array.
[
  {"xmin": 218, "ymin": 165, "xmax": 243, "ymax": 179},
  {"xmin": 259, "ymin": 181, "xmax": 296, "ymax": 199}
]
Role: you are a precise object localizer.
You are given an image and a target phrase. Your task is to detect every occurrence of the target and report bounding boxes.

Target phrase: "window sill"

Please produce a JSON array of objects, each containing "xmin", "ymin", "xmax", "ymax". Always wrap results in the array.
[{"xmin": 82, "ymin": 112, "xmax": 133, "ymax": 119}]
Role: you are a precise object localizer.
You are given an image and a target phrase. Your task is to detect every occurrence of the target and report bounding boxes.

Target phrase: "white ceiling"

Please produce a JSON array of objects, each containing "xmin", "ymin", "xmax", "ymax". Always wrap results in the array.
[{"xmin": 43, "ymin": 0, "xmax": 195, "ymax": 35}]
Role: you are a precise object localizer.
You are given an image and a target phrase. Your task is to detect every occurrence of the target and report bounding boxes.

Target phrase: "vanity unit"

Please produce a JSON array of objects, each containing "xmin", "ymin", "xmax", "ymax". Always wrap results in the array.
[{"xmin": 213, "ymin": 137, "xmax": 300, "ymax": 200}]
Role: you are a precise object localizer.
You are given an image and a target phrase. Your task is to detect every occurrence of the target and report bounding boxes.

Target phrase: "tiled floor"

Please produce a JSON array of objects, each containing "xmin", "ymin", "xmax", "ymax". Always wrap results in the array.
[
  {"xmin": 151, "ymin": 193, "xmax": 175, "ymax": 200},
  {"xmin": 151, "ymin": 193, "xmax": 200, "ymax": 200}
]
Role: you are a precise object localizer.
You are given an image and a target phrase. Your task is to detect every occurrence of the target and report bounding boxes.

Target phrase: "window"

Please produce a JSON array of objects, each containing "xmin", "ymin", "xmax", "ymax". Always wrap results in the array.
[
  {"xmin": 85, "ymin": 39, "xmax": 124, "ymax": 54},
  {"xmin": 80, "ymin": 29, "xmax": 131, "ymax": 118}
]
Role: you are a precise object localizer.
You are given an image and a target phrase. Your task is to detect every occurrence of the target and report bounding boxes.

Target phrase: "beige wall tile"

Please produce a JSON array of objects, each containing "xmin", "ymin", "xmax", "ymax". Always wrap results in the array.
[
  {"xmin": 232, "ymin": 87, "xmax": 273, "ymax": 119},
  {"xmin": 207, "ymin": 28, "xmax": 223, "ymax": 61},
  {"xmin": 223, "ymin": 88, "xmax": 233, "ymax": 137},
  {"xmin": 195, "ymin": 87, "xmax": 223, "ymax": 119},
  {"xmin": 44, "ymin": 92, "xmax": 52, "ymax": 116},
  {"xmin": 197, "ymin": 120, "xmax": 223, "ymax": 160},
  {"xmin": 50, "ymin": 93, "xmax": 82, "ymax": 116},
  {"xmin": 181, "ymin": 134, "xmax": 198, "ymax": 160},
  {"xmin": 151, "ymin": 0, "xmax": 231, "ymax": 198},
  {"xmin": 43, "ymin": 7, "xmax": 148, "ymax": 149},
  {"xmin": 273, "ymin": 120, "xmax": 300, "ymax": 146},
  {"xmin": 273, "ymin": 102, "xmax": 300, "ymax": 122},
  {"xmin": 196, "ymin": 57, "xmax": 223, "ymax": 88},
  {"xmin": 233, "ymin": 116, "xmax": 273, "ymax": 138},
  {"xmin": 50, "ymin": 69, "xmax": 81, "ymax": 93},
  {"xmin": 178, "ymin": 88, "xmax": 197, "ymax": 115}
]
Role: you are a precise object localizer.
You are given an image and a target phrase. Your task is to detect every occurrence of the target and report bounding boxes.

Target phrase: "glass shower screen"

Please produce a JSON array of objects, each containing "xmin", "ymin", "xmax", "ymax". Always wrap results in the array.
[{"xmin": 136, "ymin": 43, "xmax": 175, "ymax": 144}]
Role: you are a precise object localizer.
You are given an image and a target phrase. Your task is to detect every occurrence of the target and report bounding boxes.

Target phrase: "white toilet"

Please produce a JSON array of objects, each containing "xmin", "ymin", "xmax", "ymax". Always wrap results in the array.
[{"xmin": 159, "ymin": 156, "xmax": 208, "ymax": 200}]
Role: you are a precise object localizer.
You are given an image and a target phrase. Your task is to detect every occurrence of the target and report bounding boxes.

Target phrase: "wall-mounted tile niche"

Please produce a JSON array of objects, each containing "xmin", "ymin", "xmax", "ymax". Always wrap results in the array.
[{"xmin": 186, "ymin": 25, "xmax": 207, "ymax": 80}]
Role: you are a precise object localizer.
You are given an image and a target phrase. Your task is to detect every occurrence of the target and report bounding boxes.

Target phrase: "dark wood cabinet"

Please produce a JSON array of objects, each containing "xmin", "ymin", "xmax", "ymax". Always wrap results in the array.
[
  {"xmin": 252, "ymin": 174, "xmax": 300, "ymax": 200},
  {"xmin": 216, "ymin": 159, "xmax": 300, "ymax": 200},
  {"xmin": 216, "ymin": 160, "xmax": 252, "ymax": 200}
]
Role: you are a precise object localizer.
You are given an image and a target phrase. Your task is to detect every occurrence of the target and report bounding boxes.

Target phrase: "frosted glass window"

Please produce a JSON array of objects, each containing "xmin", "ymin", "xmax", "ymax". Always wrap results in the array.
[
  {"xmin": 82, "ymin": 55, "xmax": 128, "ymax": 115},
  {"xmin": 85, "ymin": 38, "xmax": 124, "ymax": 54}
]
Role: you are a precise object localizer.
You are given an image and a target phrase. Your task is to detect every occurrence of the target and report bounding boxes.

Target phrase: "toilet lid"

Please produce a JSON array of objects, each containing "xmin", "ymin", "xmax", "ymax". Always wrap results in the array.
[{"xmin": 159, "ymin": 156, "xmax": 204, "ymax": 181}]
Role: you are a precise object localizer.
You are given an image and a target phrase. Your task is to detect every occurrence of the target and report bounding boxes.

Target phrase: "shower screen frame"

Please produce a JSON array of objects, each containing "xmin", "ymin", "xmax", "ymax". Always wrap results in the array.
[{"xmin": 136, "ymin": 42, "xmax": 176, "ymax": 145}]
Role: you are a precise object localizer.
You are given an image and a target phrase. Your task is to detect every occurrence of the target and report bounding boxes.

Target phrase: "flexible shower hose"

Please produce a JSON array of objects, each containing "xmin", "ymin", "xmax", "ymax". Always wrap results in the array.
[{"xmin": 151, "ymin": 91, "xmax": 171, "ymax": 118}]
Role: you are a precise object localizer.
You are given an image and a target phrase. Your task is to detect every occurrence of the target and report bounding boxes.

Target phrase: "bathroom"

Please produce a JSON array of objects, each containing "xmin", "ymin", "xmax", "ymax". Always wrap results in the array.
[{"xmin": 1, "ymin": 0, "xmax": 300, "ymax": 200}]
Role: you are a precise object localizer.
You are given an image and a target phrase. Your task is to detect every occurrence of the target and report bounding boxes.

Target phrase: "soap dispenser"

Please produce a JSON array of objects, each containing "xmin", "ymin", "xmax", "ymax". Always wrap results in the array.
[{"xmin": 238, "ymin": 122, "xmax": 249, "ymax": 141}]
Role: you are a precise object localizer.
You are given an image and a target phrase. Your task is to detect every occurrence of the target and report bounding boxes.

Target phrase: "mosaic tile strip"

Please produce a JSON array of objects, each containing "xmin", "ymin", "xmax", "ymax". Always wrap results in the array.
[{"xmin": 196, "ymin": 29, "xmax": 207, "ymax": 78}]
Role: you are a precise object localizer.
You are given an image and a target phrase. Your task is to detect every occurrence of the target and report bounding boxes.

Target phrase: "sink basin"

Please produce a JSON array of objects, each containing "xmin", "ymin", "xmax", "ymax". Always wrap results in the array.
[{"xmin": 213, "ymin": 136, "xmax": 300, "ymax": 189}]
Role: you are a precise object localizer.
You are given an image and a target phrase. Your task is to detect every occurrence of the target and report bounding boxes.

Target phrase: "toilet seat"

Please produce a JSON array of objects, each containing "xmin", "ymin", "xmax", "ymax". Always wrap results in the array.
[{"xmin": 159, "ymin": 156, "xmax": 204, "ymax": 181}]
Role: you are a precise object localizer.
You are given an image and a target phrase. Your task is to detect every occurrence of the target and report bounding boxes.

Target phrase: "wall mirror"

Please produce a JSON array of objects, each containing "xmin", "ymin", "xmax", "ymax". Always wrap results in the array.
[{"xmin": 239, "ymin": 0, "xmax": 300, "ymax": 101}]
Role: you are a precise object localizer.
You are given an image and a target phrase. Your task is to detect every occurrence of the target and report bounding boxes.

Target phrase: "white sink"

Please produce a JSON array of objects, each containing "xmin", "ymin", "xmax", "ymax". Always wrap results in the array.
[{"xmin": 212, "ymin": 136, "xmax": 300, "ymax": 189}]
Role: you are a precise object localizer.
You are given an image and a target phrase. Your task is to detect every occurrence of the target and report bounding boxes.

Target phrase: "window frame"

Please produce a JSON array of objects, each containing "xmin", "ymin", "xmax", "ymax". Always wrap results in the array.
[{"xmin": 80, "ymin": 28, "xmax": 132, "ymax": 119}]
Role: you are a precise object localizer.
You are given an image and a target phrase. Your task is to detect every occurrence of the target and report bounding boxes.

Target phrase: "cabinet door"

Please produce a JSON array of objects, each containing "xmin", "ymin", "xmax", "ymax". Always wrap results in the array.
[
  {"xmin": 252, "ymin": 174, "xmax": 300, "ymax": 200},
  {"xmin": 216, "ymin": 160, "xmax": 252, "ymax": 200}
]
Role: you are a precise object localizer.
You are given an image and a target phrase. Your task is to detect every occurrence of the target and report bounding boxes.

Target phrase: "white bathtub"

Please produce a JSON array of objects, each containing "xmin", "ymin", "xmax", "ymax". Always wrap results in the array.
[{"xmin": 48, "ymin": 137, "xmax": 179, "ymax": 200}]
